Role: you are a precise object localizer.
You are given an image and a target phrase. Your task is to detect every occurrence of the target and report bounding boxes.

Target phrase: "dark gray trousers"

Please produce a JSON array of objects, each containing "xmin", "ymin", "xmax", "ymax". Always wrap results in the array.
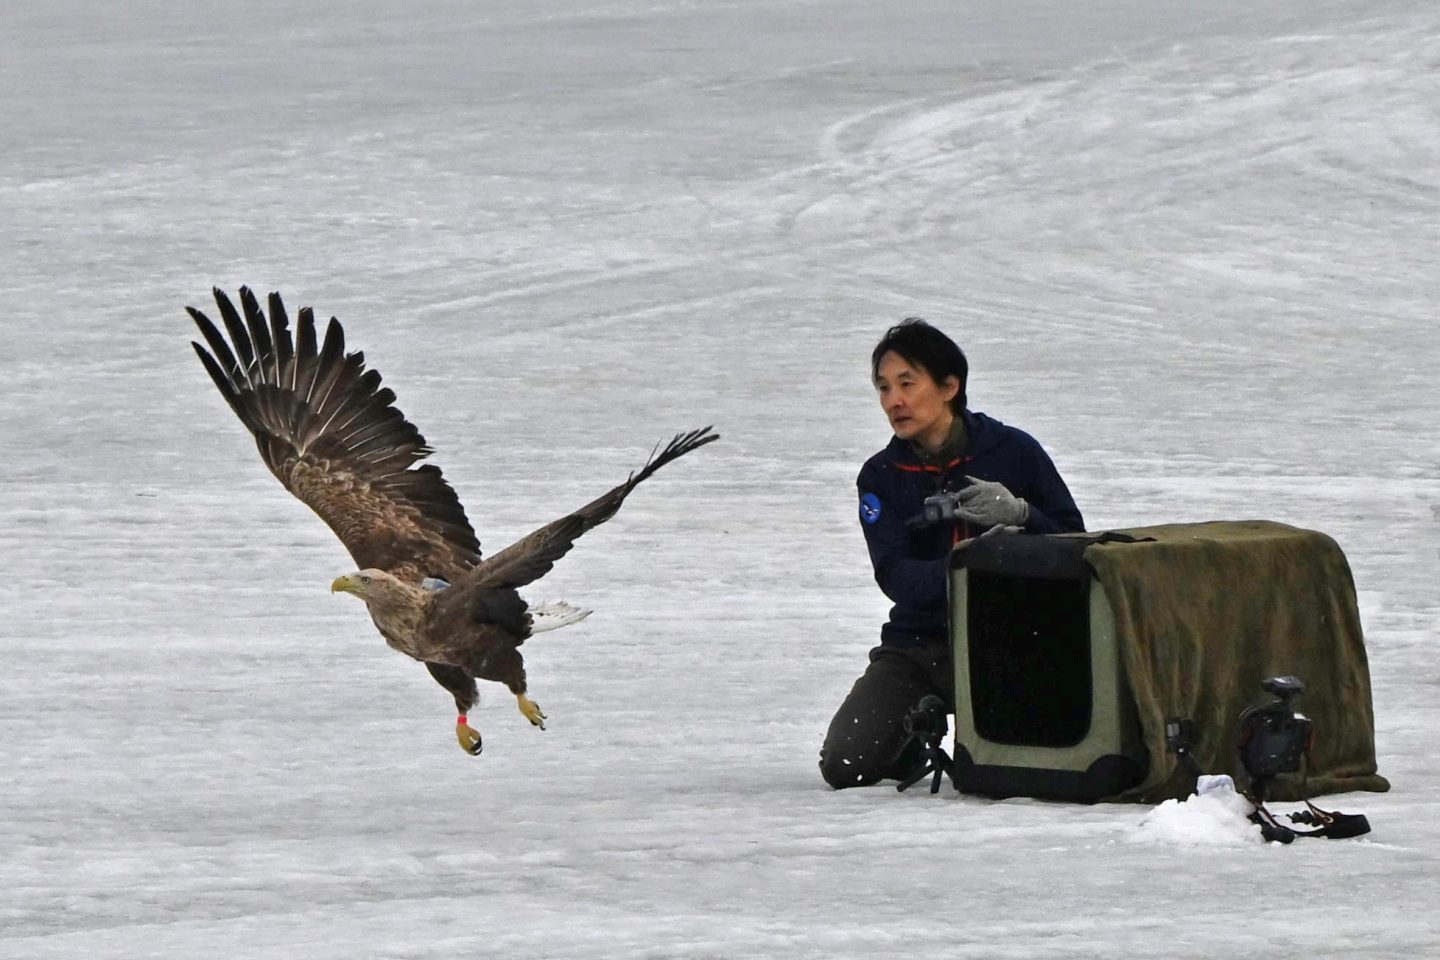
[{"xmin": 819, "ymin": 642, "xmax": 955, "ymax": 789}]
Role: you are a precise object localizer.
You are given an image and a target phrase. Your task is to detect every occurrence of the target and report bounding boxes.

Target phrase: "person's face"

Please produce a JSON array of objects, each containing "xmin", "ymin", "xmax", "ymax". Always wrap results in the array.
[{"xmin": 874, "ymin": 350, "xmax": 960, "ymax": 450}]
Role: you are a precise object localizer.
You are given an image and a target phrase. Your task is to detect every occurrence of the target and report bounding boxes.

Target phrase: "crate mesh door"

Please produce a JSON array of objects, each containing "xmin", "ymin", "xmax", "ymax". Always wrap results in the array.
[
  {"xmin": 951, "ymin": 566, "xmax": 1146, "ymax": 802},
  {"xmin": 966, "ymin": 570, "xmax": 1093, "ymax": 748}
]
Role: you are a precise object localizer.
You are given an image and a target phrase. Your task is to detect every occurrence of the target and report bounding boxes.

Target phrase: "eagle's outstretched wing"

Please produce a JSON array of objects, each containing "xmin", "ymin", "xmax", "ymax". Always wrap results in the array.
[
  {"xmin": 189, "ymin": 287, "xmax": 481, "ymax": 582},
  {"xmin": 455, "ymin": 426, "xmax": 719, "ymax": 591}
]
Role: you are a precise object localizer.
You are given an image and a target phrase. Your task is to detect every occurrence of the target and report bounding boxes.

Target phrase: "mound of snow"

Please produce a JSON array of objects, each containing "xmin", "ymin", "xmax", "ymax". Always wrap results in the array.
[{"xmin": 1130, "ymin": 776, "xmax": 1262, "ymax": 846}]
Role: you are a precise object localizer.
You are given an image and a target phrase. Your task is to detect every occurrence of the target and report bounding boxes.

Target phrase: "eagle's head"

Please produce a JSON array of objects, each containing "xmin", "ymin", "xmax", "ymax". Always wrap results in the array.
[{"xmin": 331, "ymin": 568, "xmax": 408, "ymax": 603}]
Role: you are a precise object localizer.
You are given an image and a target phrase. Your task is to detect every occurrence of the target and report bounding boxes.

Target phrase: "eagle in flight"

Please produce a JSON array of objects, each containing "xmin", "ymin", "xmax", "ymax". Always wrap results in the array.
[{"xmin": 189, "ymin": 287, "xmax": 717, "ymax": 755}]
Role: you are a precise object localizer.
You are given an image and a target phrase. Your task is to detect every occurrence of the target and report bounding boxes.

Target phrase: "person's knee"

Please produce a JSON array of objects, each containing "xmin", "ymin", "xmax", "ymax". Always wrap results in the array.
[
  {"xmin": 819, "ymin": 731, "xmax": 905, "ymax": 788},
  {"xmin": 819, "ymin": 746, "xmax": 879, "ymax": 789}
]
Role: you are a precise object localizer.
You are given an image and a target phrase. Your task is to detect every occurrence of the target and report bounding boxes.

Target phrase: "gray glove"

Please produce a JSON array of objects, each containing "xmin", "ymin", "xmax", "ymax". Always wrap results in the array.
[{"xmin": 952, "ymin": 476, "xmax": 1029, "ymax": 528}]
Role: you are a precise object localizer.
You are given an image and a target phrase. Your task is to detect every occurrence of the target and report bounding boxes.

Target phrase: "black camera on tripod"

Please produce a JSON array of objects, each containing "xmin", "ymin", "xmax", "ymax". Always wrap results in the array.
[
  {"xmin": 1237, "ymin": 675, "xmax": 1313, "ymax": 796},
  {"xmin": 895, "ymin": 694, "xmax": 954, "ymax": 794},
  {"xmin": 1231, "ymin": 675, "xmax": 1371, "ymax": 843},
  {"xmin": 902, "ymin": 694, "xmax": 949, "ymax": 739}
]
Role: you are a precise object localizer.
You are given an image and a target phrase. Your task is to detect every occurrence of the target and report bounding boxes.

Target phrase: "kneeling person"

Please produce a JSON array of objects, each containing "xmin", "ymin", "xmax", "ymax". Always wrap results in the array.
[{"xmin": 819, "ymin": 318, "xmax": 1085, "ymax": 789}]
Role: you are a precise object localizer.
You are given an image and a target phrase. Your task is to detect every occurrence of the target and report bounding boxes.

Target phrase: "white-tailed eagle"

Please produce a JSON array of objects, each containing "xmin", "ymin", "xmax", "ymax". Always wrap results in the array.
[{"xmin": 189, "ymin": 287, "xmax": 717, "ymax": 755}]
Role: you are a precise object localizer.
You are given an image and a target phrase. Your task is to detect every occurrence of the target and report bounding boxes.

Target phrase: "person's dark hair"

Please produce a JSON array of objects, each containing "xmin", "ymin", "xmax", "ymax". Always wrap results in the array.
[{"xmin": 870, "ymin": 317, "xmax": 968, "ymax": 413}]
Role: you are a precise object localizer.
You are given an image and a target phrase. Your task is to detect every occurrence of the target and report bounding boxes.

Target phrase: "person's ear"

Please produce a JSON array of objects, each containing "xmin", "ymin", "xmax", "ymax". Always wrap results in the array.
[{"xmin": 940, "ymin": 375, "xmax": 961, "ymax": 404}]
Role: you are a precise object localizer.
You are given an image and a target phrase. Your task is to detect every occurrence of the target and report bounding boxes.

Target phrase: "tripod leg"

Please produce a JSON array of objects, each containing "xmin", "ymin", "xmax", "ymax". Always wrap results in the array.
[{"xmin": 897, "ymin": 759, "xmax": 935, "ymax": 792}]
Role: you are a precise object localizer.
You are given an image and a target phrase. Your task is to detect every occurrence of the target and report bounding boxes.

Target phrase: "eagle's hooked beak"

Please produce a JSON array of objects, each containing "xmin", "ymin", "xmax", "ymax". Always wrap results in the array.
[{"xmin": 331, "ymin": 574, "xmax": 358, "ymax": 594}]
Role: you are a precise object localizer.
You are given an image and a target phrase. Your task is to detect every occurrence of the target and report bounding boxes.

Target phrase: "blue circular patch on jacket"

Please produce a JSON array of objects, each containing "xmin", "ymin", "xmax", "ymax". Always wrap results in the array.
[{"xmin": 859, "ymin": 492, "xmax": 882, "ymax": 525}]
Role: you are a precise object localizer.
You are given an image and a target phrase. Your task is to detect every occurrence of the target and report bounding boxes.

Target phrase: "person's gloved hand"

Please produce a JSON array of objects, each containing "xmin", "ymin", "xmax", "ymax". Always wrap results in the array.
[
  {"xmin": 952, "ymin": 476, "xmax": 1029, "ymax": 528},
  {"xmin": 977, "ymin": 522, "xmax": 1023, "ymax": 538}
]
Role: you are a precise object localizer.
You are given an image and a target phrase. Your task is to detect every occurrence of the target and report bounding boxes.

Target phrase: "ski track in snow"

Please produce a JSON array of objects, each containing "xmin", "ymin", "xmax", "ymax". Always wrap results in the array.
[{"xmin": 2, "ymin": 1, "xmax": 1438, "ymax": 957}]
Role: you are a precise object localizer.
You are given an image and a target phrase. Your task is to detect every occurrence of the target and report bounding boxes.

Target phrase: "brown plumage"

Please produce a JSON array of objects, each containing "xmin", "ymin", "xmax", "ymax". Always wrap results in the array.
[{"xmin": 189, "ymin": 287, "xmax": 718, "ymax": 755}]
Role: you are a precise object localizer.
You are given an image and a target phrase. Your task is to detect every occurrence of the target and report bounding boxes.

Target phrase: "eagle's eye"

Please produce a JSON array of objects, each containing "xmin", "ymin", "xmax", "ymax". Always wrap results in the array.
[{"xmin": 360, "ymin": 575, "xmax": 371, "ymax": 584}]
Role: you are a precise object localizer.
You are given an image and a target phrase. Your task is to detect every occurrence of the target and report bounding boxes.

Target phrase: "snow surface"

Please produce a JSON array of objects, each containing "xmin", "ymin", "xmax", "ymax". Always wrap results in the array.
[{"xmin": 3, "ymin": 0, "xmax": 1438, "ymax": 956}]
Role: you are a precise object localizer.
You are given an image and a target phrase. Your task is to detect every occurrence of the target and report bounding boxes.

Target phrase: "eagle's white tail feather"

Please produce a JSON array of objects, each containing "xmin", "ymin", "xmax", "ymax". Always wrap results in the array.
[{"xmin": 529, "ymin": 601, "xmax": 592, "ymax": 634}]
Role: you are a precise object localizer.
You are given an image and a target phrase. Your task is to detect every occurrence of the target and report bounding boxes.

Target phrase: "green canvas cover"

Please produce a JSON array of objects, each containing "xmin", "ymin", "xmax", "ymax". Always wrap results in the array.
[{"xmin": 1079, "ymin": 520, "xmax": 1389, "ymax": 802}]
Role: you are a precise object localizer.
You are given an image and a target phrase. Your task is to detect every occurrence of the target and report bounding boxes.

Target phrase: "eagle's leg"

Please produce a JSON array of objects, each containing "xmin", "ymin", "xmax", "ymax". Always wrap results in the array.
[
  {"xmin": 455, "ymin": 717, "xmax": 483, "ymax": 754},
  {"xmin": 479, "ymin": 648, "xmax": 548, "ymax": 732},
  {"xmin": 516, "ymin": 692, "xmax": 547, "ymax": 730},
  {"xmin": 455, "ymin": 725, "xmax": 483, "ymax": 754},
  {"xmin": 426, "ymin": 662, "xmax": 483, "ymax": 756}
]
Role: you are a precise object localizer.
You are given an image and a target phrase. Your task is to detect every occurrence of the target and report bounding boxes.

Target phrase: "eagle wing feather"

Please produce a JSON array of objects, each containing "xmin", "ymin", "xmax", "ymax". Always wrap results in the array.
[
  {"xmin": 190, "ymin": 287, "xmax": 481, "ymax": 582},
  {"xmin": 455, "ymin": 427, "xmax": 718, "ymax": 591}
]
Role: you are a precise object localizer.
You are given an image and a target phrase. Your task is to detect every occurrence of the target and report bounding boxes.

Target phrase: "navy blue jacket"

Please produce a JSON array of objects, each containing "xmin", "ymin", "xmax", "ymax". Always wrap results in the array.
[{"xmin": 857, "ymin": 410, "xmax": 1085, "ymax": 646}]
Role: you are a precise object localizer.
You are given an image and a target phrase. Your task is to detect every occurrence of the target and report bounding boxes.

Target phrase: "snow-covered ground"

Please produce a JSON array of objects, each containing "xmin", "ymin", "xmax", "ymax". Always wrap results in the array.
[{"xmin": 3, "ymin": 1, "xmax": 1438, "ymax": 956}]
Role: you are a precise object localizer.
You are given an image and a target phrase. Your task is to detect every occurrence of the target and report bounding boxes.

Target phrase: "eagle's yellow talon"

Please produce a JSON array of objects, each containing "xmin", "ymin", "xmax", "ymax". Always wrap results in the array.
[
  {"xmin": 517, "ymin": 694, "xmax": 547, "ymax": 729},
  {"xmin": 456, "ymin": 719, "xmax": 483, "ymax": 755}
]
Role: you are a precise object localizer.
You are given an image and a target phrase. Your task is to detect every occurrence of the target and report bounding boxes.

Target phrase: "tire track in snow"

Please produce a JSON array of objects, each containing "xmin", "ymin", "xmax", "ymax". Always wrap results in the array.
[{"xmin": 695, "ymin": 9, "xmax": 1440, "ymax": 357}]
